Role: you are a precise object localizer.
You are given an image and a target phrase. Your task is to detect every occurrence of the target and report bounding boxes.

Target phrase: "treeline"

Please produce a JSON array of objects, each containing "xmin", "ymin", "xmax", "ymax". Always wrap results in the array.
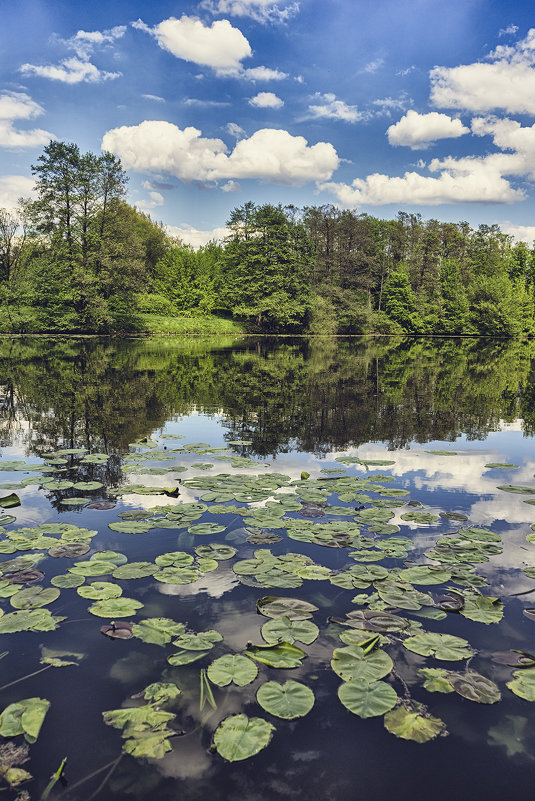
[{"xmin": 1, "ymin": 140, "xmax": 535, "ymax": 335}]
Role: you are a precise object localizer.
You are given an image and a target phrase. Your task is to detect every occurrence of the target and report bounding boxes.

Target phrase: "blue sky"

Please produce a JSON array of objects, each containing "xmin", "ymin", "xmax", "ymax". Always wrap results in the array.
[{"xmin": 3, "ymin": 0, "xmax": 535, "ymax": 245}]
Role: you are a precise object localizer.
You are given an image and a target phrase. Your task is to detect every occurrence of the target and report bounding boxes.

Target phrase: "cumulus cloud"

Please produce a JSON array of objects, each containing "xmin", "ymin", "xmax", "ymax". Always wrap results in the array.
[
  {"xmin": 225, "ymin": 122, "xmax": 245, "ymax": 139},
  {"xmin": 387, "ymin": 110, "xmax": 469, "ymax": 149},
  {"xmin": 199, "ymin": 0, "xmax": 299, "ymax": 24},
  {"xmin": 166, "ymin": 223, "xmax": 230, "ymax": 247},
  {"xmin": 249, "ymin": 91, "xmax": 283, "ymax": 108},
  {"xmin": 0, "ymin": 91, "xmax": 53, "ymax": 148},
  {"xmin": 499, "ymin": 222, "xmax": 535, "ymax": 243},
  {"xmin": 102, "ymin": 121, "xmax": 339, "ymax": 185},
  {"xmin": 133, "ymin": 16, "xmax": 251, "ymax": 74},
  {"xmin": 243, "ymin": 66, "xmax": 288, "ymax": 81},
  {"xmin": 431, "ymin": 28, "xmax": 535, "ymax": 114},
  {"xmin": 498, "ymin": 24, "xmax": 519, "ymax": 37},
  {"xmin": 0, "ymin": 175, "xmax": 36, "ymax": 210},
  {"xmin": 20, "ymin": 25, "xmax": 124, "ymax": 84},
  {"xmin": 135, "ymin": 187, "xmax": 164, "ymax": 210},
  {"xmin": 221, "ymin": 180, "xmax": 241, "ymax": 192},
  {"xmin": 308, "ymin": 93, "xmax": 367, "ymax": 123}
]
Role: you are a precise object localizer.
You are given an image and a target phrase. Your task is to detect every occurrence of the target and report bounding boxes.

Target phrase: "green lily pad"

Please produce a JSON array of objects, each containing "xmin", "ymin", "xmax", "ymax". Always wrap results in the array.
[
  {"xmin": 207, "ymin": 654, "xmax": 258, "ymax": 687},
  {"xmin": 154, "ymin": 552, "xmax": 194, "ymax": 567},
  {"xmin": 167, "ymin": 649, "xmax": 209, "ymax": 666},
  {"xmin": 72, "ymin": 481, "xmax": 103, "ymax": 490},
  {"xmin": 497, "ymin": 485, "xmax": 535, "ymax": 494},
  {"xmin": 403, "ymin": 632, "xmax": 472, "ymax": 661},
  {"xmin": 384, "ymin": 705, "xmax": 447, "ymax": 742},
  {"xmin": 398, "ymin": 566, "xmax": 451, "ymax": 585},
  {"xmin": 331, "ymin": 645, "xmax": 393, "ymax": 682},
  {"xmin": 257, "ymin": 680, "xmax": 314, "ymax": 719},
  {"xmin": 400, "ymin": 512, "xmax": 439, "ymax": 524},
  {"xmin": 0, "ymin": 697, "xmax": 50, "ymax": 743},
  {"xmin": 0, "ymin": 609, "xmax": 63, "ymax": 632},
  {"xmin": 485, "ymin": 464, "xmax": 518, "ymax": 469},
  {"xmin": 153, "ymin": 567, "xmax": 200, "ymax": 584},
  {"xmin": 459, "ymin": 595, "xmax": 503, "ymax": 624},
  {"xmin": 424, "ymin": 450, "xmax": 457, "ymax": 456},
  {"xmin": 507, "ymin": 668, "xmax": 535, "ymax": 701},
  {"xmin": 187, "ymin": 523, "xmax": 226, "ymax": 536},
  {"xmin": 448, "ymin": 671, "xmax": 501, "ymax": 703},
  {"xmin": 195, "ymin": 543, "xmax": 237, "ymax": 561},
  {"xmin": 257, "ymin": 596, "xmax": 318, "ymax": 620},
  {"xmin": 69, "ymin": 561, "xmax": 115, "ymax": 577},
  {"xmin": 77, "ymin": 582, "xmax": 122, "ymax": 600},
  {"xmin": 418, "ymin": 668, "xmax": 455, "ymax": 693},
  {"xmin": 131, "ymin": 618, "xmax": 185, "ymax": 646},
  {"xmin": 112, "ymin": 562, "xmax": 156, "ymax": 580},
  {"xmin": 338, "ymin": 679, "xmax": 397, "ymax": 718},
  {"xmin": 51, "ymin": 574, "xmax": 85, "ymax": 588},
  {"xmin": 213, "ymin": 714, "xmax": 274, "ymax": 762},
  {"xmin": 88, "ymin": 597, "xmax": 143, "ymax": 618},
  {"xmin": 42, "ymin": 481, "xmax": 74, "ymax": 491},
  {"xmin": 10, "ymin": 587, "xmax": 60, "ymax": 609},
  {"xmin": 245, "ymin": 641, "xmax": 306, "ymax": 668},
  {"xmin": 261, "ymin": 616, "xmax": 319, "ymax": 645},
  {"xmin": 108, "ymin": 521, "xmax": 155, "ymax": 534},
  {"xmin": 173, "ymin": 630, "xmax": 223, "ymax": 651},
  {"xmin": 0, "ymin": 494, "xmax": 20, "ymax": 509}
]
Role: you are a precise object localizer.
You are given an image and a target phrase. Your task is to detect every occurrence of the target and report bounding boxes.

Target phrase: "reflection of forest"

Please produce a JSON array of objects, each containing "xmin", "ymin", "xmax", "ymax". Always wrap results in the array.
[{"xmin": 1, "ymin": 335, "xmax": 535, "ymax": 457}]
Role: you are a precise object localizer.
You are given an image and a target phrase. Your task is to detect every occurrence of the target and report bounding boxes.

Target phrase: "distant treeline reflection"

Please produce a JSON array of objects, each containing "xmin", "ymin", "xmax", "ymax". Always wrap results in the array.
[{"xmin": 1, "ymin": 336, "xmax": 534, "ymax": 457}]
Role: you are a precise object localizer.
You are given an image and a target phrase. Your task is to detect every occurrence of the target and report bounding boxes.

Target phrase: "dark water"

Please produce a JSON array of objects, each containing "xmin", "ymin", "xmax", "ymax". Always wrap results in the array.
[{"xmin": 1, "ymin": 335, "xmax": 535, "ymax": 800}]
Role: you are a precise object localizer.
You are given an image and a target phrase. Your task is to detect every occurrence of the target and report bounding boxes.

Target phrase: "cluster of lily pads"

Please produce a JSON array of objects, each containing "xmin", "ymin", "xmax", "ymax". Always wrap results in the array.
[{"xmin": 0, "ymin": 439, "xmax": 534, "ymax": 779}]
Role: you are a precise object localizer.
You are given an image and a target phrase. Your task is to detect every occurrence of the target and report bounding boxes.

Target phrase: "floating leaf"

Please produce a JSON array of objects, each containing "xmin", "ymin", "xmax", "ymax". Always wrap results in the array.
[
  {"xmin": 485, "ymin": 464, "xmax": 518, "ymax": 470},
  {"xmin": 154, "ymin": 552, "xmax": 194, "ymax": 567},
  {"xmin": 88, "ymin": 597, "xmax": 143, "ymax": 618},
  {"xmin": 261, "ymin": 616, "xmax": 319, "ymax": 645},
  {"xmin": 331, "ymin": 645, "xmax": 393, "ymax": 682},
  {"xmin": 418, "ymin": 668, "xmax": 455, "ymax": 693},
  {"xmin": 257, "ymin": 680, "xmax": 314, "ymax": 719},
  {"xmin": 86, "ymin": 501, "xmax": 116, "ymax": 510},
  {"xmin": 0, "ymin": 495, "xmax": 20, "ymax": 509},
  {"xmin": 245, "ymin": 641, "xmax": 306, "ymax": 668},
  {"xmin": 187, "ymin": 523, "xmax": 226, "ymax": 536},
  {"xmin": 108, "ymin": 521, "xmax": 154, "ymax": 534},
  {"xmin": 101, "ymin": 621, "xmax": 133, "ymax": 639},
  {"xmin": 506, "ymin": 667, "xmax": 535, "ymax": 701},
  {"xmin": 208, "ymin": 654, "xmax": 258, "ymax": 687},
  {"xmin": 491, "ymin": 650, "xmax": 535, "ymax": 667},
  {"xmin": 497, "ymin": 485, "xmax": 535, "ymax": 494},
  {"xmin": 143, "ymin": 682, "xmax": 181, "ymax": 703},
  {"xmin": 403, "ymin": 632, "xmax": 472, "ymax": 661},
  {"xmin": 77, "ymin": 582, "xmax": 122, "ymax": 600},
  {"xmin": 51, "ymin": 573, "xmax": 84, "ymax": 588},
  {"xmin": 338, "ymin": 679, "xmax": 397, "ymax": 718},
  {"xmin": 448, "ymin": 671, "xmax": 501, "ymax": 703},
  {"xmin": 0, "ymin": 698, "xmax": 50, "ymax": 743},
  {"xmin": 424, "ymin": 450, "xmax": 457, "ymax": 456},
  {"xmin": 400, "ymin": 512, "xmax": 439, "ymax": 524},
  {"xmin": 460, "ymin": 595, "xmax": 503, "ymax": 624},
  {"xmin": 213, "ymin": 714, "xmax": 274, "ymax": 762},
  {"xmin": 153, "ymin": 567, "xmax": 200, "ymax": 584},
  {"xmin": 132, "ymin": 617, "xmax": 185, "ymax": 646},
  {"xmin": 398, "ymin": 566, "xmax": 451, "ymax": 585},
  {"xmin": 439, "ymin": 512, "xmax": 469, "ymax": 521},
  {"xmin": 173, "ymin": 630, "xmax": 223, "ymax": 651},
  {"xmin": 195, "ymin": 543, "xmax": 236, "ymax": 561},
  {"xmin": 112, "ymin": 562, "xmax": 156, "ymax": 580},
  {"xmin": 257, "ymin": 596, "xmax": 318, "ymax": 620},
  {"xmin": 10, "ymin": 587, "xmax": 60, "ymax": 609},
  {"xmin": 167, "ymin": 649, "xmax": 209, "ymax": 666},
  {"xmin": 384, "ymin": 705, "xmax": 446, "ymax": 742},
  {"xmin": 342, "ymin": 610, "xmax": 409, "ymax": 633}
]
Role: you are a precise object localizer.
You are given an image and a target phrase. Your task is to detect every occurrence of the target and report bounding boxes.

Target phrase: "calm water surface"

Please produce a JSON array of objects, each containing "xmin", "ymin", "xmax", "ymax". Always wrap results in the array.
[{"xmin": 0, "ymin": 336, "xmax": 535, "ymax": 800}]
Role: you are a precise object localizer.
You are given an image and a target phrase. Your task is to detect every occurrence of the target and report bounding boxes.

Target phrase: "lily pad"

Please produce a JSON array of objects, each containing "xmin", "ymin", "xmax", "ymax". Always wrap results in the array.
[
  {"xmin": 403, "ymin": 632, "xmax": 472, "ymax": 661},
  {"xmin": 257, "ymin": 680, "xmax": 314, "ymax": 719},
  {"xmin": 261, "ymin": 616, "xmax": 319, "ymax": 645},
  {"xmin": 448, "ymin": 671, "xmax": 501, "ymax": 703},
  {"xmin": 245, "ymin": 641, "xmax": 306, "ymax": 668},
  {"xmin": 331, "ymin": 645, "xmax": 393, "ymax": 682},
  {"xmin": 112, "ymin": 562, "xmax": 156, "ymax": 580},
  {"xmin": 497, "ymin": 485, "xmax": 535, "ymax": 494},
  {"xmin": 10, "ymin": 587, "xmax": 60, "ymax": 609},
  {"xmin": 77, "ymin": 582, "xmax": 122, "ymax": 600},
  {"xmin": 108, "ymin": 521, "xmax": 154, "ymax": 534},
  {"xmin": 131, "ymin": 618, "xmax": 185, "ymax": 646},
  {"xmin": 384, "ymin": 705, "xmax": 446, "ymax": 742},
  {"xmin": 0, "ymin": 494, "xmax": 20, "ymax": 509},
  {"xmin": 213, "ymin": 714, "xmax": 274, "ymax": 762},
  {"xmin": 88, "ymin": 597, "xmax": 143, "ymax": 618},
  {"xmin": 173, "ymin": 630, "xmax": 223, "ymax": 651},
  {"xmin": 48, "ymin": 543, "xmax": 90, "ymax": 559},
  {"xmin": 0, "ymin": 698, "xmax": 50, "ymax": 743},
  {"xmin": 195, "ymin": 543, "xmax": 237, "ymax": 561},
  {"xmin": 338, "ymin": 679, "xmax": 397, "ymax": 718},
  {"xmin": 459, "ymin": 595, "xmax": 503, "ymax": 624},
  {"xmin": 257, "ymin": 596, "xmax": 318, "ymax": 620},
  {"xmin": 506, "ymin": 668, "xmax": 535, "ymax": 701},
  {"xmin": 207, "ymin": 654, "xmax": 258, "ymax": 687},
  {"xmin": 187, "ymin": 523, "xmax": 226, "ymax": 536}
]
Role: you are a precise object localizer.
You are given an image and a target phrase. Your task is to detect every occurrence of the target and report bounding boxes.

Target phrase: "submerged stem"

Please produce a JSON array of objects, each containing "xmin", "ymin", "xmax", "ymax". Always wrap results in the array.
[{"xmin": 0, "ymin": 664, "xmax": 50, "ymax": 692}]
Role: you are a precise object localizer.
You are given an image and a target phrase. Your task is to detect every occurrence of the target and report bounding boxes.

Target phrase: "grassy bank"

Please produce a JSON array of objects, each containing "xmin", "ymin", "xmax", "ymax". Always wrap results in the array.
[{"xmin": 0, "ymin": 306, "xmax": 246, "ymax": 336}]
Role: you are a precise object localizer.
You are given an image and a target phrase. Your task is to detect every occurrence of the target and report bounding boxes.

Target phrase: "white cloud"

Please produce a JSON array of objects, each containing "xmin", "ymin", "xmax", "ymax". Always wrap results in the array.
[
  {"xmin": 142, "ymin": 94, "xmax": 165, "ymax": 102},
  {"xmin": 135, "ymin": 190, "xmax": 164, "ymax": 210},
  {"xmin": 498, "ymin": 24, "xmax": 519, "ymax": 37},
  {"xmin": 20, "ymin": 25, "xmax": 124, "ymax": 84},
  {"xmin": 499, "ymin": 222, "xmax": 535, "ymax": 243},
  {"xmin": 0, "ymin": 175, "xmax": 36, "ymax": 210},
  {"xmin": 373, "ymin": 94, "xmax": 412, "ymax": 114},
  {"xmin": 184, "ymin": 98, "xmax": 231, "ymax": 107},
  {"xmin": 249, "ymin": 91, "xmax": 284, "ymax": 108},
  {"xmin": 243, "ymin": 66, "xmax": 288, "ymax": 81},
  {"xmin": 364, "ymin": 58, "xmax": 384, "ymax": 73},
  {"xmin": 431, "ymin": 28, "xmax": 535, "ymax": 114},
  {"xmin": 396, "ymin": 65, "xmax": 415, "ymax": 76},
  {"xmin": 0, "ymin": 92, "xmax": 53, "ymax": 148},
  {"xmin": 133, "ymin": 15, "xmax": 251, "ymax": 74},
  {"xmin": 102, "ymin": 121, "xmax": 339, "ymax": 185},
  {"xmin": 60, "ymin": 25, "xmax": 126, "ymax": 59},
  {"xmin": 199, "ymin": 0, "xmax": 299, "ymax": 24},
  {"xmin": 225, "ymin": 122, "xmax": 245, "ymax": 139},
  {"xmin": 20, "ymin": 56, "xmax": 120, "ymax": 84},
  {"xmin": 221, "ymin": 179, "xmax": 241, "ymax": 192},
  {"xmin": 308, "ymin": 93, "xmax": 367, "ymax": 123},
  {"xmin": 166, "ymin": 223, "xmax": 230, "ymax": 247},
  {"xmin": 387, "ymin": 110, "xmax": 469, "ymax": 149},
  {"xmin": 320, "ymin": 158, "xmax": 523, "ymax": 206}
]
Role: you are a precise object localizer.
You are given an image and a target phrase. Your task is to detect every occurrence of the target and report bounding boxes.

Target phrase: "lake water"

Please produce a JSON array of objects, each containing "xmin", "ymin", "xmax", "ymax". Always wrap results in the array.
[{"xmin": 1, "ymin": 335, "xmax": 535, "ymax": 800}]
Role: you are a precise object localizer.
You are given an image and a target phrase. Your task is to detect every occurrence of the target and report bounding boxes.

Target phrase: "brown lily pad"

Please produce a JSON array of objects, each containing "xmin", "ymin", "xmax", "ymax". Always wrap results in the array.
[
  {"xmin": 101, "ymin": 621, "xmax": 134, "ymax": 639},
  {"xmin": 5, "ymin": 569, "xmax": 45, "ymax": 584},
  {"xmin": 491, "ymin": 650, "xmax": 535, "ymax": 668},
  {"xmin": 86, "ymin": 501, "xmax": 116, "ymax": 511},
  {"xmin": 436, "ymin": 593, "xmax": 464, "ymax": 612}
]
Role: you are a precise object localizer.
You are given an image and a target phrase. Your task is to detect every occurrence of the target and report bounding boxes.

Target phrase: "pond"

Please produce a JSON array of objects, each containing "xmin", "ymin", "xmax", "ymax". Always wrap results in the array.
[{"xmin": 0, "ymin": 335, "xmax": 535, "ymax": 800}]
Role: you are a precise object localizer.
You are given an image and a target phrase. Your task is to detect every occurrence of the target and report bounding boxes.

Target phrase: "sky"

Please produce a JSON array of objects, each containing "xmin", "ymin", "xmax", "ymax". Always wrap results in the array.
[{"xmin": 3, "ymin": 0, "xmax": 535, "ymax": 246}]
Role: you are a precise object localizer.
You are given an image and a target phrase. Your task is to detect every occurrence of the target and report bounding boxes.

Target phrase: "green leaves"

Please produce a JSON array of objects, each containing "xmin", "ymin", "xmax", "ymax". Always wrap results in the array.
[
  {"xmin": 384, "ymin": 705, "xmax": 446, "ymax": 742},
  {"xmin": 213, "ymin": 715, "xmax": 274, "ymax": 762},
  {"xmin": 103, "ymin": 704, "xmax": 175, "ymax": 759},
  {"xmin": 507, "ymin": 668, "xmax": 535, "ymax": 701},
  {"xmin": 0, "ymin": 494, "xmax": 20, "ymax": 509},
  {"xmin": 0, "ymin": 698, "xmax": 50, "ymax": 743},
  {"xmin": 261, "ymin": 616, "xmax": 319, "ymax": 645},
  {"xmin": 256, "ymin": 596, "xmax": 318, "ymax": 620},
  {"xmin": 403, "ymin": 632, "xmax": 472, "ymax": 661},
  {"xmin": 338, "ymin": 680, "xmax": 397, "ymax": 718},
  {"xmin": 88, "ymin": 597, "xmax": 143, "ymax": 618},
  {"xmin": 10, "ymin": 587, "xmax": 60, "ymax": 609},
  {"xmin": 257, "ymin": 681, "xmax": 314, "ymax": 719},
  {"xmin": 132, "ymin": 617, "xmax": 185, "ymax": 646},
  {"xmin": 208, "ymin": 655, "xmax": 258, "ymax": 687},
  {"xmin": 331, "ymin": 645, "xmax": 393, "ymax": 682},
  {"xmin": 245, "ymin": 642, "xmax": 307, "ymax": 668}
]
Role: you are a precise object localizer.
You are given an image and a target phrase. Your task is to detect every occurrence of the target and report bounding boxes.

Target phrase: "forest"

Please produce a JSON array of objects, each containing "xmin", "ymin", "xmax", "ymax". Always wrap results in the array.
[{"xmin": 1, "ymin": 140, "xmax": 535, "ymax": 336}]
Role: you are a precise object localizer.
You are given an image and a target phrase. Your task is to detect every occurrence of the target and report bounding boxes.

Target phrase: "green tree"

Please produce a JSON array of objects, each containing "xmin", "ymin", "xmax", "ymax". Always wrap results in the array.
[{"xmin": 382, "ymin": 263, "xmax": 423, "ymax": 333}]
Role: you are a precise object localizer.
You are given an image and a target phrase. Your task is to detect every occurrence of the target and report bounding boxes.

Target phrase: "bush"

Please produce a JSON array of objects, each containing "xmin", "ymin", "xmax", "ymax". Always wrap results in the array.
[{"xmin": 134, "ymin": 293, "xmax": 177, "ymax": 316}]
